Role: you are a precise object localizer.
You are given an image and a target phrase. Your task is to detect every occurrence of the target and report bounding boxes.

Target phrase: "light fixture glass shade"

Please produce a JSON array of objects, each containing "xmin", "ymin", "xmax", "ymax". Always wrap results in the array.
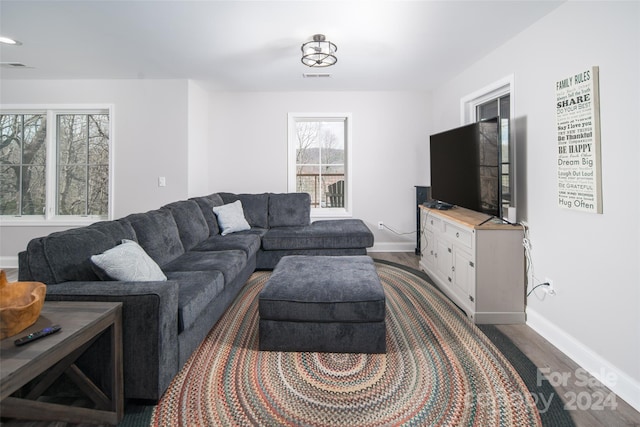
[{"xmin": 301, "ymin": 34, "xmax": 337, "ymax": 67}]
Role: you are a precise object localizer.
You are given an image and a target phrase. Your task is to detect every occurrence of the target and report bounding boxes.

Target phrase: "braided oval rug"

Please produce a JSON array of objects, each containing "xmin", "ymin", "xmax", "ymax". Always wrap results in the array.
[{"xmin": 151, "ymin": 263, "xmax": 542, "ymax": 426}]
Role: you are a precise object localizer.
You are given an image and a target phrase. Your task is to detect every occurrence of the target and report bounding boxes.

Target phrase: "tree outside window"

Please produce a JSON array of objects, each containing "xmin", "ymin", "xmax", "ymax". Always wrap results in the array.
[
  {"xmin": 57, "ymin": 114, "xmax": 109, "ymax": 216},
  {"xmin": 0, "ymin": 114, "xmax": 47, "ymax": 215}
]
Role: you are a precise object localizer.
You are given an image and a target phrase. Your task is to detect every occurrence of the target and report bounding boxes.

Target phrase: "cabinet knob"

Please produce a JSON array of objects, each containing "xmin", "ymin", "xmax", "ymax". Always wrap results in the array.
[
  {"xmin": 456, "ymin": 232, "xmax": 460, "ymax": 238},
  {"xmin": 452, "ymin": 266, "xmax": 455, "ymax": 272}
]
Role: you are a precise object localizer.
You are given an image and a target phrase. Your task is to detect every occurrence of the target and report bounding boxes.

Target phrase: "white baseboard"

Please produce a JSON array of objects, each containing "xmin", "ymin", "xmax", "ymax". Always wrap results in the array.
[
  {"xmin": 368, "ymin": 242, "xmax": 416, "ymax": 253},
  {"xmin": 526, "ymin": 308, "xmax": 640, "ymax": 412},
  {"xmin": 0, "ymin": 256, "xmax": 19, "ymax": 269}
]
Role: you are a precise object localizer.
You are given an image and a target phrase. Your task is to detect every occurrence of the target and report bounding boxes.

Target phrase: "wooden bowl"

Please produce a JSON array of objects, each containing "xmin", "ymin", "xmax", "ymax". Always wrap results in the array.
[{"xmin": 0, "ymin": 270, "xmax": 47, "ymax": 340}]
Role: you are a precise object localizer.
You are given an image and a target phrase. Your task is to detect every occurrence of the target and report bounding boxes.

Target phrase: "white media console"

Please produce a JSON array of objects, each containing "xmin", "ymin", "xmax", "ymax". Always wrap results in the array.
[{"xmin": 419, "ymin": 205, "xmax": 525, "ymax": 324}]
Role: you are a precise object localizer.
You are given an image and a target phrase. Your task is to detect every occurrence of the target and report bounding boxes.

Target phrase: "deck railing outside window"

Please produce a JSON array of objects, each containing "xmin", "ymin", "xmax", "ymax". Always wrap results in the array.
[{"xmin": 296, "ymin": 174, "xmax": 344, "ymax": 208}]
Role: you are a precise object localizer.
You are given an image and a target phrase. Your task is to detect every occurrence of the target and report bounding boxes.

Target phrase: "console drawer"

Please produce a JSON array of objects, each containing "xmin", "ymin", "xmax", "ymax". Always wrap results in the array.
[
  {"xmin": 425, "ymin": 215, "xmax": 443, "ymax": 232},
  {"xmin": 443, "ymin": 222, "xmax": 472, "ymax": 248}
]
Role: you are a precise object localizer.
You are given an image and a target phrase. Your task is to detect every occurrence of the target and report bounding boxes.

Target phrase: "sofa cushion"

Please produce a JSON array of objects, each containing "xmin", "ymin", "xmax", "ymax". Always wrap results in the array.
[
  {"xmin": 258, "ymin": 255, "xmax": 385, "ymax": 323},
  {"xmin": 219, "ymin": 192, "xmax": 269, "ymax": 228},
  {"xmin": 124, "ymin": 208, "xmax": 185, "ymax": 267},
  {"xmin": 91, "ymin": 240, "xmax": 167, "ymax": 282},
  {"xmin": 256, "ymin": 248, "xmax": 367, "ymax": 270},
  {"xmin": 192, "ymin": 233, "xmax": 262, "ymax": 258},
  {"xmin": 268, "ymin": 193, "xmax": 311, "ymax": 227},
  {"xmin": 262, "ymin": 219, "xmax": 373, "ymax": 250},
  {"xmin": 91, "ymin": 219, "xmax": 137, "ymax": 243},
  {"xmin": 190, "ymin": 193, "xmax": 225, "ymax": 236},
  {"xmin": 163, "ymin": 200, "xmax": 209, "ymax": 250},
  {"xmin": 213, "ymin": 201, "xmax": 251, "ymax": 236},
  {"xmin": 162, "ymin": 250, "xmax": 247, "ymax": 284},
  {"xmin": 33, "ymin": 220, "xmax": 137, "ymax": 284},
  {"xmin": 165, "ymin": 270, "xmax": 224, "ymax": 333}
]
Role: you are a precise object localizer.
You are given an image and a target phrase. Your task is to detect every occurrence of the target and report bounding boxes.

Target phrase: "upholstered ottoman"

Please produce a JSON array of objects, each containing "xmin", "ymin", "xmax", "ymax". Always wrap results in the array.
[{"xmin": 258, "ymin": 255, "xmax": 386, "ymax": 353}]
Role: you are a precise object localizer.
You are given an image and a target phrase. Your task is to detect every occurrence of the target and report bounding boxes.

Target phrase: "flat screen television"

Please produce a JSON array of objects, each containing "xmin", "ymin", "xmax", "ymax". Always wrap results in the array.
[{"xmin": 429, "ymin": 118, "xmax": 502, "ymax": 218}]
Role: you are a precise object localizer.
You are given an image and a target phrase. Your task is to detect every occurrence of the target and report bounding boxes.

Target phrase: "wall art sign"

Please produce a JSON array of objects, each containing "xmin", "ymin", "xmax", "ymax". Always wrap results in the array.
[{"xmin": 555, "ymin": 66, "xmax": 602, "ymax": 213}]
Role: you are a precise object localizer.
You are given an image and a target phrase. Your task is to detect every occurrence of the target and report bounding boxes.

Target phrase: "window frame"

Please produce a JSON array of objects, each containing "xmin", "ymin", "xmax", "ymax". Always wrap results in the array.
[
  {"xmin": 0, "ymin": 104, "xmax": 114, "ymax": 226},
  {"xmin": 287, "ymin": 112, "xmax": 352, "ymax": 218}
]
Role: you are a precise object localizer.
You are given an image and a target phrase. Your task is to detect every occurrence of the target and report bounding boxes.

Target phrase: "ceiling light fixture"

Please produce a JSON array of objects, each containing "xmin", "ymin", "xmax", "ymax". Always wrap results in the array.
[
  {"xmin": 301, "ymin": 34, "xmax": 337, "ymax": 68},
  {"xmin": 0, "ymin": 36, "xmax": 22, "ymax": 46}
]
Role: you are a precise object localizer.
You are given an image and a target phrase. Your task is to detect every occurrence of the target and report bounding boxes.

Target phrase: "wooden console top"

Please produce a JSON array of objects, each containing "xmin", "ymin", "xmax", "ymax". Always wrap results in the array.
[{"xmin": 419, "ymin": 205, "xmax": 520, "ymax": 231}]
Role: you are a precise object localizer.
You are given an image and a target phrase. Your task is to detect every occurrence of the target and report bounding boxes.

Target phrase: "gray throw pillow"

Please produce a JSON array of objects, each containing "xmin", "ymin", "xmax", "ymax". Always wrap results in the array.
[
  {"xmin": 90, "ymin": 239, "xmax": 167, "ymax": 282},
  {"xmin": 212, "ymin": 200, "xmax": 251, "ymax": 236}
]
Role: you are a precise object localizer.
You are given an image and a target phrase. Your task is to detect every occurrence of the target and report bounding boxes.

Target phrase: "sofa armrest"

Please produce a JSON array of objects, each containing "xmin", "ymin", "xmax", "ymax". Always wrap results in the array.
[{"xmin": 45, "ymin": 280, "xmax": 179, "ymax": 400}]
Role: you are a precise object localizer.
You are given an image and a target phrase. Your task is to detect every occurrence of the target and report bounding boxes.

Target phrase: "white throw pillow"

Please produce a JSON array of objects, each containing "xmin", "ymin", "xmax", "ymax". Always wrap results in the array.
[
  {"xmin": 91, "ymin": 239, "xmax": 167, "ymax": 281},
  {"xmin": 212, "ymin": 200, "xmax": 251, "ymax": 236}
]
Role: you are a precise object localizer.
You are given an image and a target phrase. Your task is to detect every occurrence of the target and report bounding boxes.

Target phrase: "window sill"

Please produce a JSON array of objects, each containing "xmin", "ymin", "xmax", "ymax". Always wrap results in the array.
[
  {"xmin": 0, "ymin": 217, "xmax": 107, "ymax": 227},
  {"xmin": 311, "ymin": 209, "xmax": 352, "ymax": 220}
]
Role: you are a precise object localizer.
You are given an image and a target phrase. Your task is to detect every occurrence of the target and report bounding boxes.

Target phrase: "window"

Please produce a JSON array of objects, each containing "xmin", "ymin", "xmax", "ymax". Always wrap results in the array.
[
  {"xmin": 288, "ymin": 113, "xmax": 352, "ymax": 217},
  {"xmin": 461, "ymin": 76, "xmax": 515, "ymax": 215},
  {"xmin": 476, "ymin": 95, "xmax": 512, "ymax": 215},
  {"xmin": 0, "ymin": 106, "xmax": 112, "ymax": 223}
]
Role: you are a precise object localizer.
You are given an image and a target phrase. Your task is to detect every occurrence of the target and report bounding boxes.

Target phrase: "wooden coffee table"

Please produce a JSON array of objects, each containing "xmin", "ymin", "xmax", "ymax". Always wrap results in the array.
[{"xmin": 0, "ymin": 301, "xmax": 123, "ymax": 425}]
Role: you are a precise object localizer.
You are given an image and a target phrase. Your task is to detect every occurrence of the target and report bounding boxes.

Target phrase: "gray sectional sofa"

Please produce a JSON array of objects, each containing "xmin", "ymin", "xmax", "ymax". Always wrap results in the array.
[{"xmin": 17, "ymin": 192, "xmax": 373, "ymax": 401}]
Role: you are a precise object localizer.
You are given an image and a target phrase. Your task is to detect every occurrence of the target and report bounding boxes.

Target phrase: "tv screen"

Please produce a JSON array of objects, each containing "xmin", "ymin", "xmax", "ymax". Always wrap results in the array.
[{"xmin": 429, "ymin": 118, "xmax": 501, "ymax": 218}]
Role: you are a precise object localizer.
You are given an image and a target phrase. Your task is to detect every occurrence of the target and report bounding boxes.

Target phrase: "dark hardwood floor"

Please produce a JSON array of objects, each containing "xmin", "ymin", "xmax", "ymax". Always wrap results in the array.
[
  {"xmin": 2, "ymin": 254, "xmax": 639, "ymax": 426},
  {"xmin": 371, "ymin": 252, "xmax": 640, "ymax": 427}
]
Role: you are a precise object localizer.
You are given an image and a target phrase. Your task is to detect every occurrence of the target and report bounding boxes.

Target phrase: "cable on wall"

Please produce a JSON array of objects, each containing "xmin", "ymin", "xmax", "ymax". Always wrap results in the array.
[
  {"xmin": 380, "ymin": 223, "xmax": 416, "ymax": 236},
  {"xmin": 521, "ymin": 220, "xmax": 551, "ymax": 298}
]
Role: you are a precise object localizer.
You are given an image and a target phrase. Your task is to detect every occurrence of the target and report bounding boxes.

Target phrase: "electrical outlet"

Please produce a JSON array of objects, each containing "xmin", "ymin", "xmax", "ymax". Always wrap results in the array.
[
  {"xmin": 543, "ymin": 278, "xmax": 556, "ymax": 296},
  {"xmin": 378, "ymin": 221, "xmax": 384, "ymax": 230}
]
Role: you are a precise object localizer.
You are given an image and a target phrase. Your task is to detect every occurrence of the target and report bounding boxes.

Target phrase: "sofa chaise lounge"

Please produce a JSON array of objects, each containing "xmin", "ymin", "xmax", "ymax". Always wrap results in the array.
[{"xmin": 17, "ymin": 192, "xmax": 374, "ymax": 401}]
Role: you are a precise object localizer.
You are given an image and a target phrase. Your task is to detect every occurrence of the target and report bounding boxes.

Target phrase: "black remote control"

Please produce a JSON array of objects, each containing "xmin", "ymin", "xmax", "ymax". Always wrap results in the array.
[{"xmin": 14, "ymin": 325, "xmax": 62, "ymax": 346}]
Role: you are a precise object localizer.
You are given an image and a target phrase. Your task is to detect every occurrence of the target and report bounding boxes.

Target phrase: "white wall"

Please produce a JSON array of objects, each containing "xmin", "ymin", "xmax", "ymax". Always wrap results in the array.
[
  {"xmin": 207, "ymin": 91, "xmax": 431, "ymax": 250},
  {"xmin": 0, "ymin": 79, "xmax": 190, "ymax": 265},
  {"xmin": 431, "ymin": 1, "xmax": 640, "ymax": 409},
  {"xmin": 187, "ymin": 80, "xmax": 210, "ymax": 197}
]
